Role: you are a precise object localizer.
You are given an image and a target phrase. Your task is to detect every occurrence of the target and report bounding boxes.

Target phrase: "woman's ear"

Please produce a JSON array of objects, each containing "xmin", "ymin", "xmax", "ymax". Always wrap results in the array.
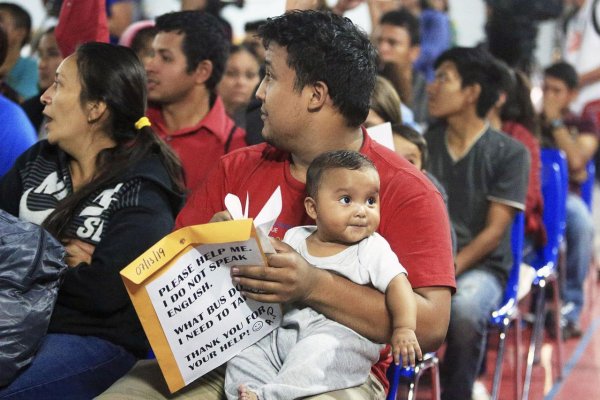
[
  {"xmin": 87, "ymin": 100, "xmax": 108, "ymax": 124},
  {"xmin": 304, "ymin": 196, "xmax": 318, "ymax": 220}
]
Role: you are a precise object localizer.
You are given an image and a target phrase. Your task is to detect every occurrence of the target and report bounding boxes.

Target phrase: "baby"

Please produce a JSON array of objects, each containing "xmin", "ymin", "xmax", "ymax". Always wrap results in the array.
[{"xmin": 225, "ymin": 150, "xmax": 422, "ymax": 400}]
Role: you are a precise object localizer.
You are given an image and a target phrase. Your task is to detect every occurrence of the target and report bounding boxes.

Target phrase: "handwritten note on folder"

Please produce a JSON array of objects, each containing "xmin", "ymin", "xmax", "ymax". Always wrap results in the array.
[{"xmin": 120, "ymin": 188, "xmax": 283, "ymax": 393}]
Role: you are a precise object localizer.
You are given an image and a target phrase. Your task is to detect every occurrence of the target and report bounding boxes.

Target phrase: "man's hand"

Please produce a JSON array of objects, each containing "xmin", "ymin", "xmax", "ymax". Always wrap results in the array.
[
  {"xmin": 332, "ymin": 0, "xmax": 365, "ymax": 14},
  {"xmin": 230, "ymin": 238, "xmax": 321, "ymax": 304},
  {"xmin": 63, "ymin": 239, "xmax": 95, "ymax": 267}
]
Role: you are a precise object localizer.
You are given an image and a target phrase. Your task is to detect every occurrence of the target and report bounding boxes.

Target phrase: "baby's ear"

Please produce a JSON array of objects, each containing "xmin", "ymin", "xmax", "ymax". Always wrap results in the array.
[{"xmin": 304, "ymin": 197, "xmax": 318, "ymax": 220}]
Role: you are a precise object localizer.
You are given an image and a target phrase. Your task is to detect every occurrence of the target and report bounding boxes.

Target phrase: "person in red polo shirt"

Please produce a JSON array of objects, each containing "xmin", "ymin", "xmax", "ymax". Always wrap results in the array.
[
  {"xmin": 98, "ymin": 10, "xmax": 455, "ymax": 400},
  {"xmin": 145, "ymin": 11, "xmax": 246, "ymax": 190}
]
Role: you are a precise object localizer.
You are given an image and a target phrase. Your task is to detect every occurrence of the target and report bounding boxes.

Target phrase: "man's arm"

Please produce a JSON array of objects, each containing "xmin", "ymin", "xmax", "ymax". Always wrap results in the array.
[
  {"xmin": 455, "ymin": 202, "xmax": 516, "ymax": 276},
  {"xmin": 542, "ymin": 95, "xmax": 597, "ymax": 176},
  {"xmin": 232, "ymin": 239, "xmax": 451, "ymax": 352},
  {"xmin": 580, "ymin": 66, "xmax": 600, "ymax": 89},
  {"xmin": 547, "ymin": 124, "xmax": 598, "ymax": 182},
  {"xmin": 550, "ymin": 124, "xmax": 589, "ymax": 173}
]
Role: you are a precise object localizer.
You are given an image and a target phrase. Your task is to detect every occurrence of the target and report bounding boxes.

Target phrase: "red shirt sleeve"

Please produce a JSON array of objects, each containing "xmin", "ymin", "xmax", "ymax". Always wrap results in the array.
[
  {"xmin": 175, "ymin": 158, "xmax": 228, "ymax": 229},
  {"xmin": 379, "ymin": 174, "xmax": 456, "ymax": 290},
  {"xmin": 55, "ymin": 0, "xmax": 110, "ymax": 57}
]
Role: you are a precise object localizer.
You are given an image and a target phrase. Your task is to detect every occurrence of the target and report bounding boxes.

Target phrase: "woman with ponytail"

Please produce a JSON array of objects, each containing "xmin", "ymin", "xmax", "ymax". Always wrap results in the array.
[{"xmin": 0, "ymin": 42, "xmax": 185, "ymax": 398}]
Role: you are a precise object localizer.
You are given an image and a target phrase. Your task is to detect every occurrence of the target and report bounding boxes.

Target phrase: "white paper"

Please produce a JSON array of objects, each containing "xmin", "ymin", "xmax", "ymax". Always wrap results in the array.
[
  {"xmin": 224, "ymin": 187, "xmax": 282, "ymax": 254},
  {"xmin": 366, "ymin": 122, "xmax": 395, "ymax": 151},
  {"xmin": 146, "ymin": 240, "xmax": 282, "ymax": 385}
]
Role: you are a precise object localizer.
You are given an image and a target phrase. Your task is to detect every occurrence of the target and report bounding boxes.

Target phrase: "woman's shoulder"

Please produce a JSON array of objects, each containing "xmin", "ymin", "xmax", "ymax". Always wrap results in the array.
[{"xmin": 114, "ymin": 154, "xmax": 185, "ymax": 213}]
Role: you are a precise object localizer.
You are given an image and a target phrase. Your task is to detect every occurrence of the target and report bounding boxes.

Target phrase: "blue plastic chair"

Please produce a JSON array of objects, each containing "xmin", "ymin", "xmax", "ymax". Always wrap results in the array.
[
  {"xmin": 580, "ymin": 160, "xmax": 595, "ymax": 211},
  {"xmin": 386, "ymin": 352, "xmax": 440, "ymax": 400},
  {"xmin": 387, "ymin": 213, "xmax": 525, "ymax": 400},
  {"xmin": 581, "ymin": 160, "xmax": 598, "ymax": 306},
  {"xmin": 488, "ymin": 212, "xmax": 525, "ymax": 400},
  {"xmin": 521, "ymin": 149, "xmax": 567, "ymax": 400}
]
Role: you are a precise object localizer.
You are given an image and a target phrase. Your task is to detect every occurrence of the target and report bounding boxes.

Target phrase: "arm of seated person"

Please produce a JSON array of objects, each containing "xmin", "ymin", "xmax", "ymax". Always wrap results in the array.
[
  {"xmin": 232, "ymin": 238, "xmax": 451, "ymax": 352},
  {"xmin": 579, "ymin": 66, "xmax": 600, "ymax": 89},
  {"xmin": 571, "ymin": 134, "xmax": 599, "ymax": 183},
  {"xmin": 59, "ymin": 197, "xmax": 176, "ymax": 314},
  {"xmin": 455, "ymin": 201, "xmax": 516, "ymax": 276},
  {"xmin": 63, "ymin": 238, "xmax": 95, "ymax": 267}
]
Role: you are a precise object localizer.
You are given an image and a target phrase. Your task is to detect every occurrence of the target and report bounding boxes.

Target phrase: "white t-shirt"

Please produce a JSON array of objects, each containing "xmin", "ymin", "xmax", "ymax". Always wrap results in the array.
[
  {"xmin": 283, "ymin": 226, "xmax": 407, "ymax": 293},
  {"xmin": 563, "ymin": 0, "xmax": 600, "ymax": 114}
]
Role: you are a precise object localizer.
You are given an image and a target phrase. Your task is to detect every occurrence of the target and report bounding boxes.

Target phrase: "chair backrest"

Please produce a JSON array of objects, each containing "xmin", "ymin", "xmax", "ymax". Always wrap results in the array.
[
  {"xmin": 580, "ymin": 160, "xmax": 595, "ymax": 211},
  {"xmin": 490, "ymin": 212, "xmax": 525, "ymax": 324},
  {"xmin": 506, "ymin": 212, "xmax": 525, "ymax": 304},
  {"xmin": 532, "ymin": 149, "xmax": 568, "ymax": 272}
]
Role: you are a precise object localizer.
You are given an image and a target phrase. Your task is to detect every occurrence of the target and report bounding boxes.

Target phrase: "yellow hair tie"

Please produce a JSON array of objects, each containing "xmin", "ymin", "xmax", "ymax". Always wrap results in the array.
[{"xmin": 135, "ymin": 116, "xmax": 151, "ymax": 130}]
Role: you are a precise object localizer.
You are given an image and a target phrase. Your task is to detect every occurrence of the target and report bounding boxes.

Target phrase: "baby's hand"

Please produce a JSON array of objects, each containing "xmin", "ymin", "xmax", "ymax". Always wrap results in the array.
[{"xmin": 391, "ymin": 327, "xmax": 422, "ymax": 367}]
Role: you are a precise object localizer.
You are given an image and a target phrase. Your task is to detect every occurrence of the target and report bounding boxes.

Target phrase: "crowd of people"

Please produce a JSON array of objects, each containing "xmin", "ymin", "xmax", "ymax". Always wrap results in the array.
[{"xmin": 0, "ymin": 0, "xmax": 599, "ymax": 399}]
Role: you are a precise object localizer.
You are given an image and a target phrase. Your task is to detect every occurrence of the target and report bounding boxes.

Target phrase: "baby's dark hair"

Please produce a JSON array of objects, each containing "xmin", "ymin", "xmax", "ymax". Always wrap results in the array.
[{"xmin": 306, "ymin": 150, "xmax": 377, "ymax": 199}]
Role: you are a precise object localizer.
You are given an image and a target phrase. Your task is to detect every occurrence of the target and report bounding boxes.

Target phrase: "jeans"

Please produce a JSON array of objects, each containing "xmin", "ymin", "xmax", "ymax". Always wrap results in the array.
[
  {"xmin": 441, "ymin": 269, "xmax": 503, "ymax": 400},
  {"xmin": 562, "ymin": 193, "xmax": 594, "ymax": 324},
  {"xmin": 0, "ymin": 333, "xmax": 136, "ymax": 399}
]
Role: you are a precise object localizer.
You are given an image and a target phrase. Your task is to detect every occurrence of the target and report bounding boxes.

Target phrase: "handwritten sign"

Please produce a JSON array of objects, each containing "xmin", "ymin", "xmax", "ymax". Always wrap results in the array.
[
  {"xmin": 121, "ymin": 220, "xmax": 282, "ymax": 393},
  {"xmin": 146, "ymin": 241, "xmax": 279, "ymax": 385}
]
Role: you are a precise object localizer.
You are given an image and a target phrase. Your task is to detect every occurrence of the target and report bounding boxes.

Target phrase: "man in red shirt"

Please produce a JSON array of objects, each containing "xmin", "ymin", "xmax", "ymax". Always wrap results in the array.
[
  {"xmin": 98, "ymin": 10, "xmax": 455, "ymax": 400},
  {"xmin": 146, "ymin": 11, "xmax": 245, "ymax": 190}
]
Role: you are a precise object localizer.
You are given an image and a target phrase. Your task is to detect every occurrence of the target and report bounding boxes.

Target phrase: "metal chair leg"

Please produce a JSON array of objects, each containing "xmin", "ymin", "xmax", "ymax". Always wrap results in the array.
[
  {"xmin": 522, "ymin": 282, "xmax": 546, "ymax": 400},
  {"xmin": 407, "ymin": 367, "xmax": 424, "ymax": 400},
  {"xmin": 430, "ymin": 357, "xmax": 441, "ymax": 400},
  {"xmin": 551, "ymin": 277, "xmax": 563, "ymax": 380},
  {"xmin": 514, "ymin": 314, "xmax": 522, "ymax": 400},
  {"xmin": 406, "ymin": 380, "xmax": 416, "ymax": 400},
  {"xmin": 491, "ymin": 321, "xmax": 509, "ymax": 400}
]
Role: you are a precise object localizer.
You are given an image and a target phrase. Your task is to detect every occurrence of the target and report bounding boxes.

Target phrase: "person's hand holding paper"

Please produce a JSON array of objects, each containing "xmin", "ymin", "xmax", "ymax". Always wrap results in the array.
[
  {"xmin": 232, "ymin": 237, "xmax": 324, "ymax": 304},
  {"xmin": 224, "ymin": 186, "xmax": 326, "ymax": 305}
]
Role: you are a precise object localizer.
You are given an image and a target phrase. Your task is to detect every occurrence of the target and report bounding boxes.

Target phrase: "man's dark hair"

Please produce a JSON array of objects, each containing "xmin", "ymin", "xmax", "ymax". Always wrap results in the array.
[
  {"xmin": 306, "ymin": 150, "xmax": 377, "ymax": 199},
  {"xmin": 0, "ymin": 2, "xmax": 32, "ymax": 48},
  {"xmin": 544, "ymin": 61, "xmax": 579, "ymax": 90},
  {"xmin": 130, "ymin": 26, "xmax": 157, "ymax": 57},
  {"xmin": 391, "ymin": 123, "xmax": 429, "ymax": 170},
  {"xmin": 244, "ymin": 19, "xmax": 266, "ymax": 32},
  {"xmin": 379, "ymin": 9, "xmax": 421, "ymax": 46},
  {"xmin": 155, "ymin": 10, "xmax": 229, "ymax": 93},
  {"xmin": 258, "ymin": 10, "xmax": 378, "ymax": 127},
  {"xmin": 434, "ymin": 46, "xmax": 503, "ymax": 118}
]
